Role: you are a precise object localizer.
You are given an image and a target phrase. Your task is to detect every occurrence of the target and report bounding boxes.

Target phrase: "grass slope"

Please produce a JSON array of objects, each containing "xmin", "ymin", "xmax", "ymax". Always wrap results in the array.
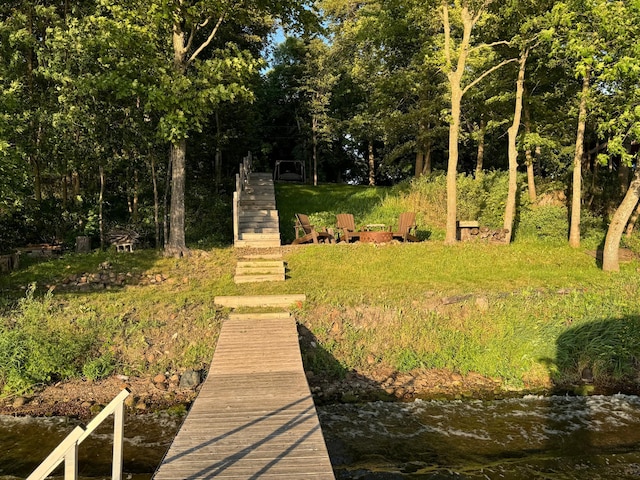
[{"xmin": 0, "ymin": 181, "xmax": 639, "ymax": 398}]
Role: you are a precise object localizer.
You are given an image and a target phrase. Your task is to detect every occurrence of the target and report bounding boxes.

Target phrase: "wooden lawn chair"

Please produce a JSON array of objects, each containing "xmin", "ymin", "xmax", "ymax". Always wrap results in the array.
[
  {"xmin": 292, "ymin": 213, "xmax": 335, "ymax": 245},
  {"xmin": 336, "ymin": 213, "xmax": 361, "ymax": 243},
  {"xmin": 391, "ymin": 212, "xmax": 419, "ymax": 242}
]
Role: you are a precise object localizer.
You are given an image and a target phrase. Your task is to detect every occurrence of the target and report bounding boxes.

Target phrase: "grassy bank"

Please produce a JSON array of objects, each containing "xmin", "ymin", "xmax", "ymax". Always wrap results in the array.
[{"xmin": 1, "ymin": 177, "xmax": 640, "ymax": 398}]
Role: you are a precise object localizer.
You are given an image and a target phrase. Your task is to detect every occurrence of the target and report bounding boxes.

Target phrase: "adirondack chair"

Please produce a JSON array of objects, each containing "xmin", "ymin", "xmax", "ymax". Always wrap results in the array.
[
  {"xmin": 391, "ymin": 212, "xmax": 419, "ymax": 242},
  {"xmin": 292, "ymin": 213, "xmax": 335, "ymax": 244},
  {"xmin": 336, "ymin": 213, "xmax": 361, "ymax": 243}
]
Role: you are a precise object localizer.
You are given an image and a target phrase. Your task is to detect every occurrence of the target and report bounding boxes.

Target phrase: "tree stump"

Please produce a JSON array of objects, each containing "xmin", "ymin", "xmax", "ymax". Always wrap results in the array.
[{"xmin": 76, "ymin": 236, "xmax": 91, "ymax": 253}]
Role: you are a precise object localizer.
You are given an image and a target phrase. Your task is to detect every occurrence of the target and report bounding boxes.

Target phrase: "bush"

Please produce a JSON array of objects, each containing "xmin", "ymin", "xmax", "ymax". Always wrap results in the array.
[
  {"xmin": 82, "ymin": 353, "xmax": 116, "ymax": 381},
  {"xmin": 516, "ymin": 205, "xmax": 569, "ymax": 240},
  {"xmin": 0, "ymin": 286, "xmax": 96, "ymax": 393}
]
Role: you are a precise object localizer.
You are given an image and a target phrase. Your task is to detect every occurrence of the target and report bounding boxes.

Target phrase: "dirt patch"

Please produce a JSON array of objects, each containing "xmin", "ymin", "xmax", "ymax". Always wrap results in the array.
[
  {"xmin": 586, "ymin": 248, "xmax": 637, "ymax": 263},
  {"xmin": 0, "ymin": 375, "xmax": 199, "ymax": 419}
]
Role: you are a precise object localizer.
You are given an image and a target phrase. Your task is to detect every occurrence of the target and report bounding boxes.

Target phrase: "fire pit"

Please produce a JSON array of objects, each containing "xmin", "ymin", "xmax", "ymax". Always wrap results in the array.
[{"xmin": 359, "ymin": 231, "xmax": 393, "ymax": 243}]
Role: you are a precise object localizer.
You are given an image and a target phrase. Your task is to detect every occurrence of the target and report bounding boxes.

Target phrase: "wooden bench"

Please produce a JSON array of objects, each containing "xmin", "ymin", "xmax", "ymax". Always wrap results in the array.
[{"xmin": 457, "ymin": 221, "xmax": 480, "ymax": 241}]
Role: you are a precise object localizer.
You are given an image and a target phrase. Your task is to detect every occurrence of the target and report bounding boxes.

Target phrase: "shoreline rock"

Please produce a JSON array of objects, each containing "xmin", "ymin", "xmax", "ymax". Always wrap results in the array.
[{"xmin": 2, "ymin": 367, "xmax": 634, "ymax": 420}]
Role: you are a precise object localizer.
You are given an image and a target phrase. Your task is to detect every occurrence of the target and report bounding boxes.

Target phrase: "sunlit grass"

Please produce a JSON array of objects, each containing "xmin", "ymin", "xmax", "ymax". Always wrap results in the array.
[{"xmin": 1, "ymin": 180, "xmax": 640, "ymax": 395}]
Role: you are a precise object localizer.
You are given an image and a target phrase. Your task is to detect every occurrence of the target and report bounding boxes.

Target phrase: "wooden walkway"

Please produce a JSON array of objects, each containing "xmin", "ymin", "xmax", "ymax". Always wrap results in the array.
[{"xmin": 153, "ymin": 312, "xmax": 334, "ymax": 479}]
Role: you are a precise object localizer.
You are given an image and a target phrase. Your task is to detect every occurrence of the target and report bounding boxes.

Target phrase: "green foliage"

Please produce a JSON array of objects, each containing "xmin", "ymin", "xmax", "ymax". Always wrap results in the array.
[
  {"xmin": 185, "ymin": 187, "xmax": 233, "ymax": 248},
  {"xmin": 182, "ymin": 341, "xmax": 214, "ymax": 371},
  {"xmin": 517, "ymin": 205, "xmax": 568, "ymax": 240},
  {"xmin": 82, "ymin": 352, "xmax": 116, "ymax": 381},
  {"xmin": 0, "ymin": 286, "xmax": 95, "ymax": 393}
]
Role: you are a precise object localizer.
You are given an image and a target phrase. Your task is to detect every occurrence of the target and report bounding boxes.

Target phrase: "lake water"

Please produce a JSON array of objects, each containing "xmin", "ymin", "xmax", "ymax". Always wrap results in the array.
[
  {"xmin": 320, "ymin": 394, "xmax": 640, "ymax": 479},
  {"xmin": 3, "ymin": 395, "xmax": 640, "ymax": 479}
]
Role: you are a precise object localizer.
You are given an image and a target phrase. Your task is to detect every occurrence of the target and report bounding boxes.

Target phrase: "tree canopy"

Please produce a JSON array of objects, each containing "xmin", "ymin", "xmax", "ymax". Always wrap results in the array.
[{"xmin": 1, "ymin": 0, "xmax": 639, "ymax": 268}]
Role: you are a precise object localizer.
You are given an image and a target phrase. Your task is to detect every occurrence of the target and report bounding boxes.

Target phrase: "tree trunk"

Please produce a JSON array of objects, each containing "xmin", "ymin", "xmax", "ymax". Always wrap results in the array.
[
  {"xmin": 62, "ymin": 173, "xmax": 68, "ymax": 208},
  {"xmin": 625, "ymin": 201, "xmax": 640, "ymax": 238},
  {"xmin": 151, "ymin": 155, "xmax": 161, "ymax": 249},
  {"xmin": 163, "ymin": 153, "xmax": 172, "ymax": 247},
  {"xmin": 132, "ymin": 169, "xmax": 139, "ymax": 223},
  {"xmin": 215, "ymin": 110, "xmax": 222, "ymax": 193},
  {"xmin": 368, "ymin": 140, "xmax": 375, "ymax": 186},
  {"xmin": 443, "ymin": 3, "xmax": 474, "ymax": 244},
  {"xmin": 524, "ymin": 101, "xmax": 537, "ymax": 202},
  {"xmin": 446, "ymin": 83, "xmax": 462, "ymax": 244},
  {"xmin": 164, "ymin": 22, "xmax": 190, "ymax": 257},
  {"xmin": 165, "ymin": 139, "xmax": 189, "ymax": 257},
  {"xmin": 503, "ymin": 49, "xmax": 528, "ymax": 244},
  {"xmin": 31, "ymin": 156, "xmax": 42, "ymax": 202},
  {"xmin": 312, "ymin": 115, "xmax": 318, "ymax": 186},
  {"xmin": 99, "ymin": 164, "xmax": 105, "ymax": 250},
  {"xmin": 415, "ymin": 151, "xmax": 424, "ymax": 178},
  {"xmin": 72, "ymin": 171, "xmax": 80, "ymax": 199},
  {"xmin": 569, "ymin": 71, "xmax": 590, "ymax": 248},
  {"xmin": 475, "ymin": 118, "xmax": 485, "ymax": 178},
  {"xmin": 619, "ymin": 162, "xmax": 631, "ymax": 196},
  {"xmin": 423, "ymin": 142, "xmax": 432, "ymax": 175},
  {"xmin": 603, "ymin": 167, "xmax": 640, "ymax": 271}
]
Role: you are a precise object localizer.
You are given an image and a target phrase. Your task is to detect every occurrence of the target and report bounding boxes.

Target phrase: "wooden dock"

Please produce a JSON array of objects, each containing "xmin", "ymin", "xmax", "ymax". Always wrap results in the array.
[{"xmin": 153, "ymin": 312, "xmax": 334, "ymax": 479}]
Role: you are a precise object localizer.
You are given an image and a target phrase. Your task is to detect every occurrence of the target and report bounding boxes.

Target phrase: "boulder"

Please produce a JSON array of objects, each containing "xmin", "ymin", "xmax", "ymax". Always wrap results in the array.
[{"xmin": 179, "ymin": 369, "xmax": 202, "ymax": 389}]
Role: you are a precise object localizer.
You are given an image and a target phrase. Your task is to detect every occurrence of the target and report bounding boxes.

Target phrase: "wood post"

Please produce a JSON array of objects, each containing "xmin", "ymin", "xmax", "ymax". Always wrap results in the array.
[{"xmin": 76, "ymin": 236, "xmax": 91, "ymax": 254}]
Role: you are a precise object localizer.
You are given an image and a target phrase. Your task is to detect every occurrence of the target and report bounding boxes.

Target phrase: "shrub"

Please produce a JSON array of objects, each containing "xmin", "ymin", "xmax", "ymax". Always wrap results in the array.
[
  {"xmin": 516, "ymin": 205, "xmax": 569, "ymax": 240},
  {"xmin": 0, "ymin": 286, "xmax": 96, "ymax": 393},
  {"xmin": 82, "ymin": 353, "xmax": 116, "ymax": 381}
]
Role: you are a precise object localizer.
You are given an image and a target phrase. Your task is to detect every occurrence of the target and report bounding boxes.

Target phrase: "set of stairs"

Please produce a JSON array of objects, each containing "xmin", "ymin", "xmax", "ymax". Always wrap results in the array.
[
  {"xmin": 235, "ymin": 173, "xmax": 281, "ymax": 248},
  {"xmin": 233, "ymin": 172, "xmax": 286, "ymax": 283},
  {"xmin": 234, "ymin": 253, "xmax": 286, "ymax": 284}
]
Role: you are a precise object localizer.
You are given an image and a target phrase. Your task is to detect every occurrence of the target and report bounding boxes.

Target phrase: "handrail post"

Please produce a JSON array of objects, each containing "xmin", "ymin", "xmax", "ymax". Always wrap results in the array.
[
  {"xmin": 28, "ymin": 388, "xmax": 130, "ymax": 480},
  {"xmin": 112, "ymin": 399, "xmax": 125, "ymax": 480},
  {"xmin": 64, "ymin": 444, "xmax": 78, "ymax": 480},
  {"xmin": 233, "ymin": 191, "xmax": 239, "ymax": 244},
  {"xmin": 27, "ymin": 426, "xmax": 85, "ymax": 480}
]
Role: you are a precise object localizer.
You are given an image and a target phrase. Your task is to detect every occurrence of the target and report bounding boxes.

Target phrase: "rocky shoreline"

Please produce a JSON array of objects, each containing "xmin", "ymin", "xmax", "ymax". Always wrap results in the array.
[
  {"xmin": 1, "ymin": 365, "xmax": 636, "ymax": 420},
  {"xmin": 0, "ymin": 366, "xmax": 557, "ymax": 420}
]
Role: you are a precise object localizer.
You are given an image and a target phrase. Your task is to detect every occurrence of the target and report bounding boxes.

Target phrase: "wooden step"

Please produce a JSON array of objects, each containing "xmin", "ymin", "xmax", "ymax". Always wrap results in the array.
[
  {"xmin": 234, "ymin": 239, "xmax": 282, "ymax": 248},
  {"xmin": 239, "ymin": 227, "xmax": 280, "ymax": 235},
  {"xmin": 214, "ymin": 294, "xmax": 306, "ymax": 308},
  {"xmin": 238, "ymin": 253, "xmax": 283, "ymax": 260},
  {"xmin": 228, "ymin": 312, "xmax": 291, "ymax": 320},
  {"xmin": 239, "ymin": 210, "xmax": 279, "ymax": 218},
  {"xmin": 236, "ymin": 261, "xmax": 284, "ymax": 268},
  {"xmin": 233, "ymin": 273, "xmax": 285, "ymax": 283},
  {"xmin": 242, "ymin": 193, "xmax": 274, "ymax": 200},
  {"xmin": 236, "ymin": 266, "xmax": 285, "ymax": 276},
  {"xmin": 238, "ymin": 222, "xmax": 280, "ymax": 230},
  {"xmin": 238, "ymin": 232, "xmax": 280, "ymax": 240},
  {"xmin": 240, "ymin": 203, "xmax": 277, "ymax": 210}
]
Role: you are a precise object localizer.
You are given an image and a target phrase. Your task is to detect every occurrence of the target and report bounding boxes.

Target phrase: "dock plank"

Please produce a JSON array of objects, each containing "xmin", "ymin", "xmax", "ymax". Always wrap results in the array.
[{"xmin": 153, "ymin": 313, "xmax": 334, "ymax": 480}]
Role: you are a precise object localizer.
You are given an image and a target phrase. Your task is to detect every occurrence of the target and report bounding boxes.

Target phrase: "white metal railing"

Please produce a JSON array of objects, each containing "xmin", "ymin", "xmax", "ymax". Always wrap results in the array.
[
  {"xmin": 27, "ymin": 388, "xmax": 130, "ymax": 480},
  {"xmin": 234, "ymin": 152, "xmax": 253, "ymax": 245}
]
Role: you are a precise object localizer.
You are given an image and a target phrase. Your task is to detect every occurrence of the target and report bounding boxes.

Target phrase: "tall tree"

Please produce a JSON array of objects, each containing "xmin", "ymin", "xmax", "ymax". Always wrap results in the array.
[
  {"xmin": 78, "ymin": 0, "xmax": 314, "ymax": 257},
  {"xmin": 595, "ymin": 1, "xmax": 640, "ymax": 271},
  {"xmin": 440, "ymin": 0, "xmax": 516, "ymax": 244}
]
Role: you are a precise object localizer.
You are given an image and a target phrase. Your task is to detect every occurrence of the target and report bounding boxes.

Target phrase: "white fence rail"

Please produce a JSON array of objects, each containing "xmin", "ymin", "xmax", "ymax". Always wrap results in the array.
[
  {"xmin": 27, "ymin": 388, "xmax": 130, "ymax": 480},
  {"xmin": 233, "ymin": 152, "xmax": 252, "ymax": 245}
]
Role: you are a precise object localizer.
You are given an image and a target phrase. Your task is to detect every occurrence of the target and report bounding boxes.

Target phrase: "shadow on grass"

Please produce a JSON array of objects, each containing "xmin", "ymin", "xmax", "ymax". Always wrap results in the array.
[{"xmin": 553, "ymin": 316, "xmax": 640, "ymax": 395}]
